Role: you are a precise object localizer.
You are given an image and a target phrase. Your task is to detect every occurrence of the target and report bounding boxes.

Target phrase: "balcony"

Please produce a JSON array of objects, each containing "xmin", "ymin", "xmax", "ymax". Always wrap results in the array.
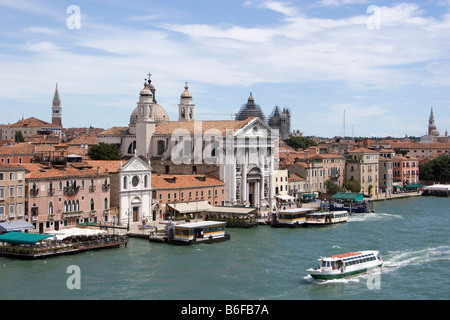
[
  {"xmin": 30, "ymin": 188, "xmax": 39, "ymax": 197},
  {"xmin": 102, "ymin": 184, "xmax": 110, "ymax": 192},
  {"xmin": 89, "ymin": 185, "xmax": 96, "ymax": 193},
  {"xmin": 48, "ymin": 188, "xmax": 55, "ymax": 196},
  {"xmin": 64, "ymin": 186, "xmax": 79, "ymax": 196}
]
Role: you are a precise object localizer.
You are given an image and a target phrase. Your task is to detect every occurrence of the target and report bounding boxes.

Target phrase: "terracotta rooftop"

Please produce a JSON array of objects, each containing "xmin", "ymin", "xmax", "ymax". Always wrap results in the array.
[
  {"xmin": 154, "ymin": 118, "xmax": 256, "ymax": 135},
  {"xmin": 152, "ymin": 174, "xmax": 224, "ymax": 189},
  {"xmin": 0, "ymin": 143, "xmax": 35, "ymax": 155},
  {"xmin": 348, "ymin": 147, "xmax": 379, "ymax": 154},
  {"xmin": 98, "ymin": 127, "xmax": 129, "ymax": 136}
]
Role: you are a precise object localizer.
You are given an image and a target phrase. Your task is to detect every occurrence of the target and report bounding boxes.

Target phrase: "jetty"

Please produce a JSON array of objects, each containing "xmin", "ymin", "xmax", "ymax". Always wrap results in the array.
[{"xmin": 422, "ymin": 184, "xmax": 450, "ymax": 197}]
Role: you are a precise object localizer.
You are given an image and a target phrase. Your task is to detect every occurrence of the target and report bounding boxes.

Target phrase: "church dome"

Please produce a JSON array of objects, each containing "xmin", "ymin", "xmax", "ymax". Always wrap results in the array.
[
  {"xmin": 431, "ymin": 129, "xmax": 440, "ymax": 136},
  {"xmin": 129, "ymin": 103, "xmax": 169, "ymax": 126},
  {"xmin": 235, "ymin": 93, "xmax": 266, "ymax": 122}
]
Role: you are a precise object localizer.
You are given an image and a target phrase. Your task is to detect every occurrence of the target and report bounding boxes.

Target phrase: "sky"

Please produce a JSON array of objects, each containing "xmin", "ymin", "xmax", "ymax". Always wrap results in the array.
[{"xmin": 0, "ymin": 0, "xmax": 449, "ymax": 138}]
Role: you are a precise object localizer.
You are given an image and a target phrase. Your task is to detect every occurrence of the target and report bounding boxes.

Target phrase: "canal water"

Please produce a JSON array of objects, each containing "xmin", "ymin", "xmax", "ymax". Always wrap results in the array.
[{"xmin": 0, "ymin": 196, "xmax": 448, "ymax": 300}]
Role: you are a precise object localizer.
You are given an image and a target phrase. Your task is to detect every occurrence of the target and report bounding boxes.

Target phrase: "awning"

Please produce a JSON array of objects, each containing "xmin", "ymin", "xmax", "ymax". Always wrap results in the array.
[
  {"xmin": 167, "ymin": 201, "xmax": 214, "ymax": 214},
  {"xmin": 275, "ymin": 195, "xmax": 295, "ymax": 201},
  {"xmin": 302, "ymin": 193, "xmax": 317, "ymax": 198},
  {"xmin": 0, "ymin": 232, "xmax": 52, "ymax": 244},
  {"xmin": 46, "ymin": 227, "xmax": 106, "ymax": 240},
  {"xmin": 393, "ymin": 185, "xmax": 403, "ymax": 189},
  {"xmin": 206, "ymin": 206, "xmax": 257, "ymax": 215},
  {"xmin": 405, "ymin": 184, "xmax": 426, "ymax": 188},
  {"xmin": 330, "ymin": 193, "xmax": 364, "ymax": 202},
  {"xmin": 0, "ymin": 220, "xmax": 35, "ymax": 234}
]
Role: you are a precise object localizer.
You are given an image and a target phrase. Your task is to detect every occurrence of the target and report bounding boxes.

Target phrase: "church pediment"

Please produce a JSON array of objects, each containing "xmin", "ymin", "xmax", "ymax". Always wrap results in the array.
[
  {"xmin": 120, "ymin": 155, "xmax": 152, "ymax": 172},
  {"xmin": 235, "ymin": 117, "xmax": 279, "ymax": 139}
]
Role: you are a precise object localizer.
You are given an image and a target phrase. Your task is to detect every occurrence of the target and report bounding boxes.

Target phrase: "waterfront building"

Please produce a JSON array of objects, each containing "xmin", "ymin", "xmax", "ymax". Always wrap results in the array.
[
  {"xmin": 21, "ymin": 160, "xmax": 114, "ymax": 234},
  {"xmin": 288, "ymin": 173, "xmax": 305, "ymax": 201},
  {"xmin": 0, "ymin": 164, "xmax": 27, "ymax": 222},
  {"xmin": 116, "ymin": 154, "xmax": 152, "ymax": 225},
  {"xmin": 151, "ymin": 174, "xmax": 225, "ymax": 220},
  {"xmin": 345, "ymin": 148, "xmax": 380, "ymax": 196},
  {"xmin": 378, "ymin": 149, "xmax": 394, "ymax": 195},
  {"xmin": 98, "ymin": 76, "xmax": 279, "ymax": 209},
  {"xmin": 274, "ymin": 169, "xmax": 289, "ymax": 196},
  {"xmin": 392, "ymin": 155, "xmax": 419, "ymax": 188}
]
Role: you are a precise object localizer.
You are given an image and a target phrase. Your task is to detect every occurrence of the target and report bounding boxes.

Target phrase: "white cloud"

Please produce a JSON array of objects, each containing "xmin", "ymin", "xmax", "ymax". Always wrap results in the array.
[{"xmin": 315, "ymin": 0, "xmax": 369, "ymax": 7}]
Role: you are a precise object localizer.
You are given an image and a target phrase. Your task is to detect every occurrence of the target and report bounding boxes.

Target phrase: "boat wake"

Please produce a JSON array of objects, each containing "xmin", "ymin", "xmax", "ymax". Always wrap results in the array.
[
  {"xmin": 382, "ymin": 245, "xmax": 450, "ymax": 274},
  {"xmin": 349, "ymin": 212, "xmax": 403, "ymax": 222}
]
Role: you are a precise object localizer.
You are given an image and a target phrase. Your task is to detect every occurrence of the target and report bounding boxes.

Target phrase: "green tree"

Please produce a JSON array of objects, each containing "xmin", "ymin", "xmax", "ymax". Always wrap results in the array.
[
  {"xmin": 88, "ymin": 143, "xmax": 122, "ymax": 160},
  {"xmin": 325, "ymin": 180, "xmax": 345, "ymax": 195},
  {"xmin": 419, "ymin": 155, "xmax": 450, "ymax": 183},
  {"xmin": 15, "ymin": 131, "xmax": 25, "ymax": 143},
  {"xmin": 285, "ymin": 137, "xmax": 318, "ymax": 150},
  {"xmin": 343, "ymin": 180, "xmax": 361, "ymax": 193}
]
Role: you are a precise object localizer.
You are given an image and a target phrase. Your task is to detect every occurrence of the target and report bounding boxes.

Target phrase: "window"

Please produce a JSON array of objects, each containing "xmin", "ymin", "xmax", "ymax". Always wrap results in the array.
[
  {"xmin": 0, "ymin": 187, "xmax": 4, "ymax": 198},
  {"xmin": 49, "ymin": 202, "xmax": 54, "ymax": 215},
  {"xmin": 123, "ymin": 176, "xmax": 127, "ymax": 189},
  {"xmin": 9, "ymin": 204, "xmax": 15, "ymax": 215},
  {"xmin": 90, "ymin": 199, "xmax": 95, "ymax": 211},
  {"xmin": 9, "ymin": 186, "xmax": 14, "ymax": 197},
  {"xmin": 9, "ymin": 172, "xmax": 14, "ymax": 180},
  {"xmin": 17, "ymin": 186, "xmax": 23, "ymax": 197},
  {"xmin": 104, "ymin": 197, "xmax": 108, "ymax": 209}
]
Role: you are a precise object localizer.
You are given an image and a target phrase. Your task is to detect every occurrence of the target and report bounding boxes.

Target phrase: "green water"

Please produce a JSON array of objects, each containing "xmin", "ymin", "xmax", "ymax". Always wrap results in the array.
[{"xmin": 0, "ymin": 196, "xmax": 449, "ymax": 300}]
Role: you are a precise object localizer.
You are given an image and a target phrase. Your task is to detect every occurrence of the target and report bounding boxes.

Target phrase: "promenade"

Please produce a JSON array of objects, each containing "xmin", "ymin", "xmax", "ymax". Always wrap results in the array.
[{"xmin": 123, "ymin": 191, "xmax": 423, "ymax": 237}]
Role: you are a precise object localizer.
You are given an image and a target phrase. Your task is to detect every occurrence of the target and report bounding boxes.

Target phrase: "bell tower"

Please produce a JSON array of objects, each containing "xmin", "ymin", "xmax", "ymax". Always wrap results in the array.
[
  {"xmin": 178, "ymin": 82, "xmax": 194, "ymax": 121},
  {"xmin": 136, "ymin": 78, "xmax": 156, "ymax": 159},
  {"xmin": 52, "ymin": 83, "xmax": 62, "ymax": 126}
]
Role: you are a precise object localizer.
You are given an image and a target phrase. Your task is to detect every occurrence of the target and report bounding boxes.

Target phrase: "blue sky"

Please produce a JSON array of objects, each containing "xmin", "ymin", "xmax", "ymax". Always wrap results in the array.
[{"xmin": 0, "ymin": 0, "xmax": 449, "ymax": 138}]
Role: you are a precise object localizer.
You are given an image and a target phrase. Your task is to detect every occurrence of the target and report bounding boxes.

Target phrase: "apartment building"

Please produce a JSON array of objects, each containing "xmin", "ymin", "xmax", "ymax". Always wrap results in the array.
[
  {"xmin": 345, "ymin": 148, "xmax": 380, "ymax": 196},
  {"xmin": 393, "ymin": 155, "xmax": 419, "ymax": 187},
  {"xmin": 0, "ymin": 164, "xmax": 27, "ymax": 222},
  {"xmin": 22, "ymin": 162, "xmax": 113, "ymax": 233},
  {"xmin": 151, "ymin": 174, "xmax": 225, "ymax": 220}
]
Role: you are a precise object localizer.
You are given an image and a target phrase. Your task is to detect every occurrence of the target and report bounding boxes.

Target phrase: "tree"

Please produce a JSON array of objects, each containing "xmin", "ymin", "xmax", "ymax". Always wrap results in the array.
[
  {"xmin": 15, "ymin": 131, "xmax": 25, "ymax": 143},
  {"xmin": 88, "ymin": 143, "xmax": 122, "ymax": 160},
  {"xmin": 285, "ymin": 137, "xmax": 318, "ymax": 150},
  {"xmin": 325, "ymin": 180, "xmax": 344, "ymax": 195},
  {"xmin": 343, "ymin": 180, "xmax": 361, "ymax": 193},
  {"xmin": 419, "ymin": 155, "xmax": 450, "ymax": 183}
]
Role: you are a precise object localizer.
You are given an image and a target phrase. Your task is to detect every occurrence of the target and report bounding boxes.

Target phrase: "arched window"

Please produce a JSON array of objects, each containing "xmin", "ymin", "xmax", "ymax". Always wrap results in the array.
[
  {"xmin": 181, "ymin": 108, "xmax": 185, "ymax": 119},
  {"xmin": 76, "ymin": 200, "xmax": 80, "ymax": 211},
  {"xmin": 49, "ymin": 202, "xmax": 53, "ymax": 215},
  {"xmin": 144, "ymin": 175, "xmax": 148, "ymax": 188},
  {"xmin": 157, "ymin": 140, "xmax": 165, "ymax": 155},
  {"xmin": 104, "ymin": 197, "xmax": 108, "ymax": 209},
  {"xmin": 123, "ymin": 176, "xmax": 127, "ymax": 189},
  {"xmin": 63, "ymin": 201, "xmax": 68, "ymax": 212},
  {"xmin": 90, "ymin": 199, "xmax": 95, "ymax": 211}
]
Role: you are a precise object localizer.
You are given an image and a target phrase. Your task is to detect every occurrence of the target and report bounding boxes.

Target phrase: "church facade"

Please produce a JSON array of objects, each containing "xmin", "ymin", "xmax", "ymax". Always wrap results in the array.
[{"xmin": 98, "ymin": 76, "xmax": 279, "ymax": 209}]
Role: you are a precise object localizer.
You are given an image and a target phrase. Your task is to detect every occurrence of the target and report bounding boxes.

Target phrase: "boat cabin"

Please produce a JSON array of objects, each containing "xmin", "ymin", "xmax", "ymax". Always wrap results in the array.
[
  {"xmin": 167, "ymin": 221, "xmax": 229, "ymax": 245},
  {"xmin": 272, "ymin": 208, "xmax": 314, "ymax": 228}
]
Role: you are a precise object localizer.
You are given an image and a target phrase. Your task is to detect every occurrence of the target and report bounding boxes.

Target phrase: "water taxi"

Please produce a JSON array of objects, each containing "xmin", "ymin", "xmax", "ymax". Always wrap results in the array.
[
  {"xmin": 271, "ymin": 208, "xmax": 314, "ymax": 228},
  {"xmin": 307, "ymin": 251, "xmax": 383, "ymax": 280},
  {"xmin": 305, "ymin": 210, "xmax": 348, "ymax": 227},
  {"xmin": 166, "ymin": 221, "xmax": 230, "ymax": 245}
]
